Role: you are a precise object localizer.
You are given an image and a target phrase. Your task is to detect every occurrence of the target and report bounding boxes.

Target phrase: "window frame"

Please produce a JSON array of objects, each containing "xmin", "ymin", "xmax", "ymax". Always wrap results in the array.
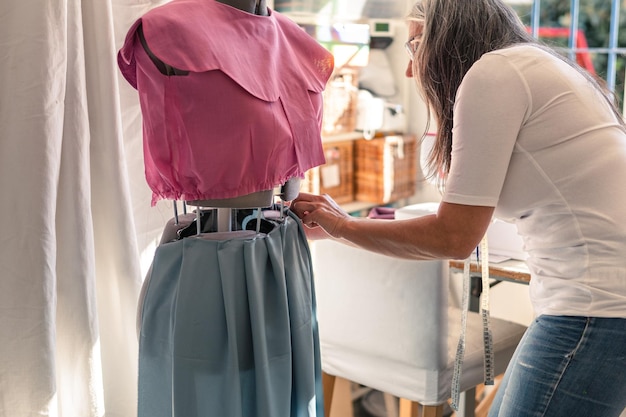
[{"xmin": 528, "ymin": 0, "xmax": 624, "ymax": 92}]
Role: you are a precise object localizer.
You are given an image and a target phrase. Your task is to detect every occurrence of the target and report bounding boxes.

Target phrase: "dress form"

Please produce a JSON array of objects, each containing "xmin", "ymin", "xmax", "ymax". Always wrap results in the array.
[
  {"xmin": 139, "ymin": 0, "xmax": 300, "ymax": 231},
  {"xmin": 125, "ymin": 5, "xmax": 328, "ymax": 415},
  {"xmin": 216, "ymin": 0, "xmax": 268, "ymax": 15}
]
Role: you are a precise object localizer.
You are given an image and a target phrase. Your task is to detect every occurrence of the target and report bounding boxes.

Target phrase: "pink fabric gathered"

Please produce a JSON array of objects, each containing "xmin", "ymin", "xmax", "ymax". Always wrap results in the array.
[{"xmin": 118, "ymin": 0, "xmax": 334, "ymax": 205}]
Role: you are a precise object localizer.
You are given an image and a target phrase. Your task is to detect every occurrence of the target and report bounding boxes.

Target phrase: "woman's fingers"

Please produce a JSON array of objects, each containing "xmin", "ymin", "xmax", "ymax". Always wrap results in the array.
[
  {"xmin": 291, "ymin": 193, "xmax": 351, "ymax": 239},
  {"xmin": 291, "ymin": 193, "xmax": 326, "ymax": 217}
]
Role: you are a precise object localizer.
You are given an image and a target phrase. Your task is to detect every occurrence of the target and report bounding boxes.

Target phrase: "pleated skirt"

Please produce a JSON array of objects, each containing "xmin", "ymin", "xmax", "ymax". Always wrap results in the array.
[{"xmin": 138, "ymin": 211, "xmax": 323, "ymax": 417}]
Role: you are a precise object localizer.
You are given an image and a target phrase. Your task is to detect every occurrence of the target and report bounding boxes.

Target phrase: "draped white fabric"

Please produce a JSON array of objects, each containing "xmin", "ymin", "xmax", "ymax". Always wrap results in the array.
[{"xmin": 0, "ymin": 0, "xmax": 170, "ymax": 415}]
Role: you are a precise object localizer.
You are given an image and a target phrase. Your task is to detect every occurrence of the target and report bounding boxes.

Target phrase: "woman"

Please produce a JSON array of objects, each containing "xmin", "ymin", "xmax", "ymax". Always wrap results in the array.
[{"xmin": 290, "ymin": 0, "xmax": 626, "ymax": 416}]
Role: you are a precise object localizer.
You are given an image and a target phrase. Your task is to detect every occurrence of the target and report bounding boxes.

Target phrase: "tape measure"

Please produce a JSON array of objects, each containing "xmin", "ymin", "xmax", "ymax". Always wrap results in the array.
[
  {"xmin": 480, "ymin": 236, "xmax": 495, "ymax": 386},
  {"xmin": 450, "ymin": 235, "xmax": 494, "ymax": 411}
]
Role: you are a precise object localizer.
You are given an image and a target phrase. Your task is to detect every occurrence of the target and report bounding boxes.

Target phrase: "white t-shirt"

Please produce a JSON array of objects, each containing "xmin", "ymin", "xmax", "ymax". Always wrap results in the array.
[{"xmin": 443, "ymin": 44, "xmax": 626, "ymax": 318}]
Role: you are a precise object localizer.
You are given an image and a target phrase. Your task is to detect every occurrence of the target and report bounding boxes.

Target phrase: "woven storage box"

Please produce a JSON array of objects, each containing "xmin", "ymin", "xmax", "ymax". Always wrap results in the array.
[
  {"xmin": 354, "ymin": 135, "xmax": 417, "ymax": 204},
  {"xmin": 303, "ymin": 140, "xmax": 354, "ymax": 204},
  {"xmin": 273, "ymin": 1, "xmax": 328, "ymax": 13},
  {"xmin": 322, "ymin": 68, "xmax": 359, "ymax": 136}
]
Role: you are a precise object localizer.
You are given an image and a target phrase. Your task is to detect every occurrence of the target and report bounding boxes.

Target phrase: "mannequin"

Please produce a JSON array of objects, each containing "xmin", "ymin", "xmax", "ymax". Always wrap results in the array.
[
  {"xmin": 217, "ymin": 0, "xmax": 268, "ymax": 15},
  {"xmin": 120, "ymin": 2, "xmax": 331, "ymax": 416},
  {"xmin": 121, "ymin": 0, "xmax": 328, "ymax": 232},
  {"xmin": 119, "ymin": 0, "xmax": 332, "ymax": 211},
  {"xmin": 136, "ymin": 0, "xmax": 299, "ymax": 231}
]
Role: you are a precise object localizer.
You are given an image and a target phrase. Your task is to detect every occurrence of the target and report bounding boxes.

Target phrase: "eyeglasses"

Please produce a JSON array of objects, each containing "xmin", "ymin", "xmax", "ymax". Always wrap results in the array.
[{"xmin": 405, "ymin": 35, "xmax": 420, "ymax": 60}]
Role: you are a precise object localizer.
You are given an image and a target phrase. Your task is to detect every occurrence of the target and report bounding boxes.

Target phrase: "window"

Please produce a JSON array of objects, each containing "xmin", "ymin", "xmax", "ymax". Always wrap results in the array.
[{"xmin": 511, "ymin": 0, "xmax": 626, "ymax": 105}]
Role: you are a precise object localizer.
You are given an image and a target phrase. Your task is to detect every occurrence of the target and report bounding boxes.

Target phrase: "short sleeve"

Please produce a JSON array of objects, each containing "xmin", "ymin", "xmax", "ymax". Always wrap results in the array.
[{"xmin": 443, "ymin": 53, "xmax": 530, "ymax": 207}]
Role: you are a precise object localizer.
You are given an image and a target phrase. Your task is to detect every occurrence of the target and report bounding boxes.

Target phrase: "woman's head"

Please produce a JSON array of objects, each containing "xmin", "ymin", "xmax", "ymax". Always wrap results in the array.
[
  {"xmin": 407, "ymin": 0, "xmax": 534, "ymax": 185},
  {"xmin": 409, "ymin": 0, "xmax": 624, "ymax": 188},
  {"xmin": 409, "ymin": 0, "xmax": 532, "ymax": 80}
]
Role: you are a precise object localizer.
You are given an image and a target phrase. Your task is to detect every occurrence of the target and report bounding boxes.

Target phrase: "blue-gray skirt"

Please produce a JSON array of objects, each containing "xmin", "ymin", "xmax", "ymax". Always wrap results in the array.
[{"xmin": 138, "ymin": 210, "xmax": 323, "ymax": 417}]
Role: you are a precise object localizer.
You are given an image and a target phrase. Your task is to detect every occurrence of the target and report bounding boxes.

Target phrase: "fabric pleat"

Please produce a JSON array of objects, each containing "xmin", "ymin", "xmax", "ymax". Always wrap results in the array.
[{"xmin": 138, "ymin": 211, "xmax": 323, "ymax": 417}]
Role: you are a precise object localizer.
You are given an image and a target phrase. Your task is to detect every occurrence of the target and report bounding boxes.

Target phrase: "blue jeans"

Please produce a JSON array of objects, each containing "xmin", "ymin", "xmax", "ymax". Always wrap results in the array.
[{"xmin": 488, "ymin": 315, "xmax": 626, "ymax": 417}]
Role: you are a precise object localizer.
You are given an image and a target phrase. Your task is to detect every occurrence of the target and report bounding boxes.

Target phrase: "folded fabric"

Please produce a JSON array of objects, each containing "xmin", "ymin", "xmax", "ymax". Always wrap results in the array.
[{"xmin": 367, "ymin": 206, "xmax": 396, "ymax": 219}]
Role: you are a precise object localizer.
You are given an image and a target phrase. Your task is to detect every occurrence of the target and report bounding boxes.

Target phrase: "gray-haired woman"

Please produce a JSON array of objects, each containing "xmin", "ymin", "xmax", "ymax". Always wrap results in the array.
[{"xmin": 291, "ymin": 0, "xmax": 626, "ymax": 415}]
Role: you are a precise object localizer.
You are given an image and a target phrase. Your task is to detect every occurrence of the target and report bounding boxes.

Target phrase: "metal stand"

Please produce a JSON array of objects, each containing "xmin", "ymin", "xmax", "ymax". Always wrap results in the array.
[{"xmin": 216, "ymin": 207, "xmax": 232, "ymax": 232}]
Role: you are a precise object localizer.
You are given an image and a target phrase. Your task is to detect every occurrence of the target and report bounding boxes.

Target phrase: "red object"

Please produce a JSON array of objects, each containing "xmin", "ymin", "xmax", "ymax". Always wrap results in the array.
[{"xmin": 527, "ymin": 27, "xmax": 596, "ymax": 75}]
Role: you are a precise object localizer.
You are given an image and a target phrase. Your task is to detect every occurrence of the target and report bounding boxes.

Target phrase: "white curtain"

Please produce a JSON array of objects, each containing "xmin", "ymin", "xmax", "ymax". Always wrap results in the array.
[{"xmin": 0, "ymin": 0, "xmax": 169, "ymax": 416}]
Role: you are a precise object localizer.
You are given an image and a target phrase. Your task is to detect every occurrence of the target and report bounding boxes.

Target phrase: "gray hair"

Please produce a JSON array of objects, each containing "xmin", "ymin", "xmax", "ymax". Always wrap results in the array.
[{"xmin": 408, "ymin": 0, "xmax": 623, "ymax": 187}]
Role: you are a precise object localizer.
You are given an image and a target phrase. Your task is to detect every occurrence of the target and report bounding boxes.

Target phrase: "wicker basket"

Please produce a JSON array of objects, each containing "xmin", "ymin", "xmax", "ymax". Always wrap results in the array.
[
  {"xmin": 302, "ymin": 140, "xmax": 354, "ymax": 204},
  {"xmin": 273, "ymin": 1, "xmax": 328, "ymax": 13},
  {"xmin": 322, "ymin": 68, "xmax": 359, "ymax": 136},
  {"xmin": 354, "ymin": 135, "xmax": 417, "ymax": 204}
]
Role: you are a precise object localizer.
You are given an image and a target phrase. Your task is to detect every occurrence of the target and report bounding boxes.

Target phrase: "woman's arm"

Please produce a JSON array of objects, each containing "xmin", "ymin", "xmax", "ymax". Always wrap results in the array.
[{"xmin": 291, "ymin": 193, "xmax": 494, "ymax": 260}]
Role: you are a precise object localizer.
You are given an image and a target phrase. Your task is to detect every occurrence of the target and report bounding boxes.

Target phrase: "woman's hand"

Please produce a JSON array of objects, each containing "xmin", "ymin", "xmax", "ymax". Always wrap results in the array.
[
  {"xmin": 290, "ymin": 192, "xmax": 352, "ymax": 239},
  {"xmin": 291, "ymin": 194, "xmax": 495, "ymax": 260}
]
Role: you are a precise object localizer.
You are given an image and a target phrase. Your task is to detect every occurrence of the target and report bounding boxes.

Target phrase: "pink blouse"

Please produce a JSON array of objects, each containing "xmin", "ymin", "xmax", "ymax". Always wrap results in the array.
[{"xmin": 118, "ymin": 0, "xmax": 334, "ymax": 205}]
